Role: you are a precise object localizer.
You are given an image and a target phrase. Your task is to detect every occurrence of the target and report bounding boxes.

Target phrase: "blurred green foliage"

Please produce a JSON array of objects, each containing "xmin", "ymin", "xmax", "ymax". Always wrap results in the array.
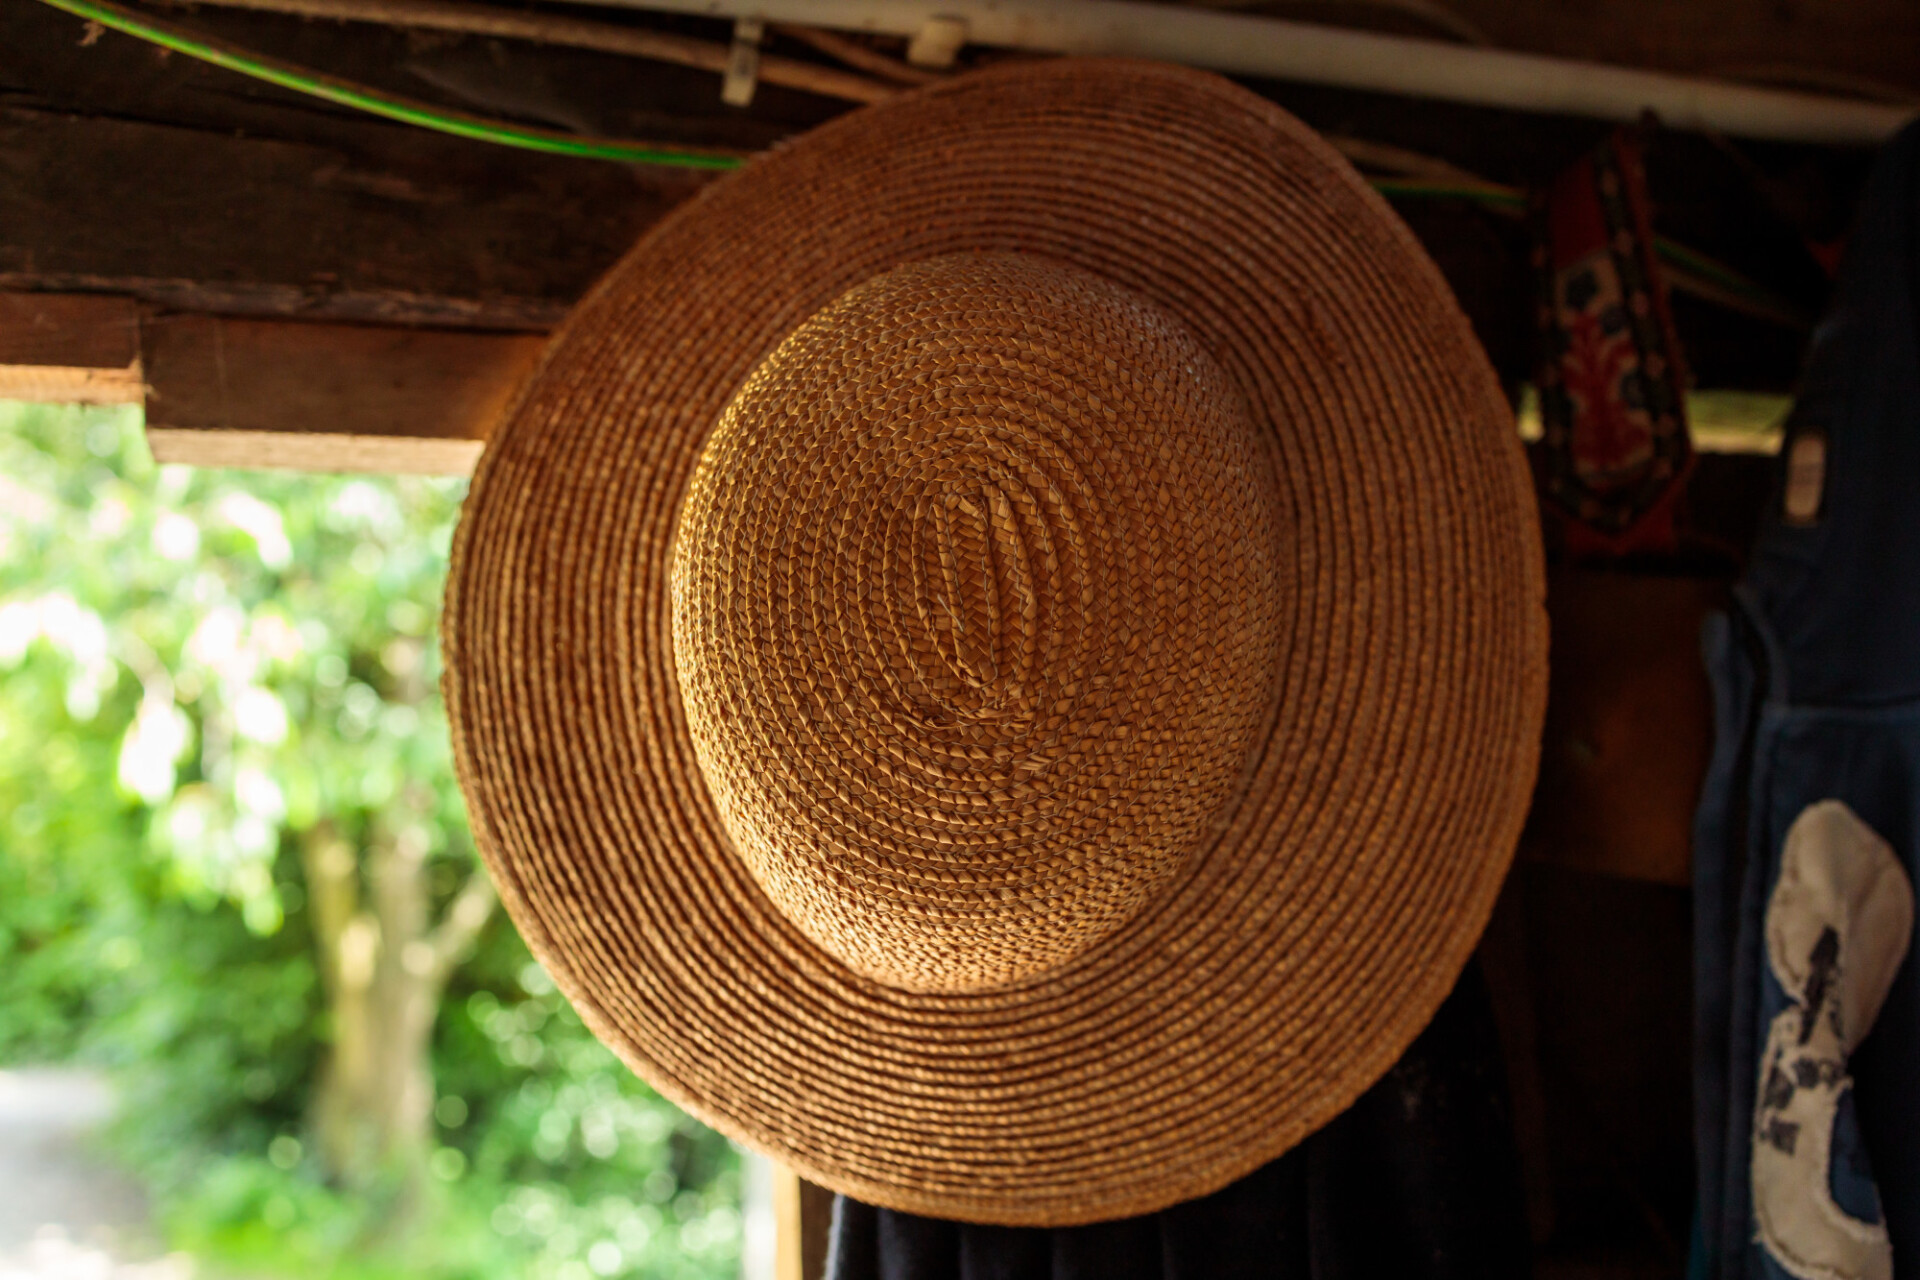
[{"xmin": 0, "ymin": 400, "xmax": 740, "ymax": 1280}]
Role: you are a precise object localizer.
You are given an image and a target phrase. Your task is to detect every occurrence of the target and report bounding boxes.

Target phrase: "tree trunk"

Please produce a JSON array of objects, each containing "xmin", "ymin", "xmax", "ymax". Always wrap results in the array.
[{"xmin": 302, "ymin": 814, "xmax": 495, "ymax": 1220}]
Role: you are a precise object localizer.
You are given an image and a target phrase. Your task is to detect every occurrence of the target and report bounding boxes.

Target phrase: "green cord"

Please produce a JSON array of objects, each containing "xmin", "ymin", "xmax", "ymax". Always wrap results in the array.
[
  {"xmin": 35, "ymin": 0, "xmax": 744, "ymax": 170},
  {"xmin": 1653, "ymin": 236, "xmax": 1772, "ymax": 299}
]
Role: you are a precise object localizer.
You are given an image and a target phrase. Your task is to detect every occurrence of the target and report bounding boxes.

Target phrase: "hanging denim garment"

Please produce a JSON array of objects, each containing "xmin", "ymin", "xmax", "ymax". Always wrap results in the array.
[{"xmin": 1693, "ymin": 121, "xmax": 1920, "ymax": 1280}]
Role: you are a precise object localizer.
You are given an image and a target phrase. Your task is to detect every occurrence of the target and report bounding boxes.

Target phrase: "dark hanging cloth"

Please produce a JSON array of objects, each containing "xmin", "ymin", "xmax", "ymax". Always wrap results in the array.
[
  {"xmin": 1692, "ymin": 120, "xmax": 1920, "ymax": 1280},
  {"xmin": 825, "ymin": 963, "xmax": 1529, "ymax": 1280}
]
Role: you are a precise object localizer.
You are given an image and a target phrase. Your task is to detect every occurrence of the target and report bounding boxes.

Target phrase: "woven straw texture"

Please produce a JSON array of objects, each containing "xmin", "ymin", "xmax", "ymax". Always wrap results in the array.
[
  {"xmin": 673, "ymin": 253, "xmax": 1285, "ymax": 993},
  {"xmin": 444, "ymin": 59, "xmax": 1548, "ymax": 1227}
]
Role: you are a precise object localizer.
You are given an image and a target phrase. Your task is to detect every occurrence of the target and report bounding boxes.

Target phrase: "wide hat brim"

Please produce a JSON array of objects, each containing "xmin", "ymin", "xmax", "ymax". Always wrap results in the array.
[{"xmin": 444, "ymin": 59, "xmax": 1547, "ymax": 1227}]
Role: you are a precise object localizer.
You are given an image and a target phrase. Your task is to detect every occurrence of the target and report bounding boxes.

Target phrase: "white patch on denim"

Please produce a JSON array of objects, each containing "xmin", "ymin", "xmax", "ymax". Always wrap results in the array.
[
  {"xmin": 1783, "ymin": 431, "xmax": 1828, "ymax": 527},
  {"xmin": 1753, "ymin": 800, "xmax": 1912, "ymax": 1280}
]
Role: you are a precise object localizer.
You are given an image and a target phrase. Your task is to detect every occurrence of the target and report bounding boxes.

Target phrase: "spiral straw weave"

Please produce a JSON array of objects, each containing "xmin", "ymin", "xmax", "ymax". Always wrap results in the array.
[
  {"xmin": 444, "ymin": 59, "xmax": 1547, "ymax": 1226},
  {"xmin": 673, "ymin": 253, "xmax": 1285, "ymax": 993}
]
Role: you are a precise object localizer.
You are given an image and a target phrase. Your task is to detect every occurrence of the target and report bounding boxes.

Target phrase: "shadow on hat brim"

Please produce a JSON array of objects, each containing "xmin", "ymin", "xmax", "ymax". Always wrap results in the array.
[{"xmin": 443, "ymin": 57, "xmax": 1548, "ymax": 1227}]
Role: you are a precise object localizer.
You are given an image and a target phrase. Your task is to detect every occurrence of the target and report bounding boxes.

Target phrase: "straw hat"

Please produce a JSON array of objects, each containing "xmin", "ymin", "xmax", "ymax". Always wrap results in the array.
[{"xmin": 443, "ymin": 59, "xmax": 1547, "ymax": 1226}]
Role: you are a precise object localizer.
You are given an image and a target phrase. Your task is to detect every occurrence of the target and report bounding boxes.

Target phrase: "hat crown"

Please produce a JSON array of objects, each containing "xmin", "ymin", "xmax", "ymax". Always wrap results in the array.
[
  {"xmin": 671, "ymin": 253, "xmax": 1287, "ymax": 992},
  {"xmin": 916, "ymin": 474, "xmax": 1028, "ymax": 716}
]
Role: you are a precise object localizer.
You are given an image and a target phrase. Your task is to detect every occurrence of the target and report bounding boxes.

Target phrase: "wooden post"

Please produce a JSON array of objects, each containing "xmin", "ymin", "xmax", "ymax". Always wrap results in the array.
[
  {"xmin": 1519, "ymin": 570, "xmax": 1725, "ymax": 886},
  {"xmin": 772, "ymin": 1166, "xmax": 835, "ymax": 1280}
]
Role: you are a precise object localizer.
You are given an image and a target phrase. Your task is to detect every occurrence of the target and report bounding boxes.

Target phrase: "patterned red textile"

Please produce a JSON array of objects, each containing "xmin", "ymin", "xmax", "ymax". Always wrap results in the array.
[{"xmin": 1533, "ymin": 132, "xmax": 1694, "ymax": 557}]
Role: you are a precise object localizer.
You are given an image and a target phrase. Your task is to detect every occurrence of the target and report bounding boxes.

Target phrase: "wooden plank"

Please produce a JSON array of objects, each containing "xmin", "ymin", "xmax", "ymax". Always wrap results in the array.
[
  {"xmin": 1444, "ymin": 0, "xmax": 1920, "ymax": 99},
  {"xmin": 141, "ymin": 314, "xmax": 543, "ymax": 474},
  {"xmin": 772, "ymin": 1167, "xmax": 835, "ymax": 1280},
  {"xmin": 0, "ymin": 293, "xmax": 143, "ymax": 404},
  {"xmin": 772, "ymin": 1166, "xmax": 802, "ymax": 1280},
  {"xmin": 0, "ymin": 104, "xmax": 693, "ymax": 330},
  {"xmin": 144, "ymin": 428, "xmax": 485, "ymax": 475},
  {"xmin": 798, "ymin": 1178, "xmax": 834, "ymax": 1280},
  {"xmin": 1519, "ymin": 570, "xmax": 1726, "ymax": 887}
]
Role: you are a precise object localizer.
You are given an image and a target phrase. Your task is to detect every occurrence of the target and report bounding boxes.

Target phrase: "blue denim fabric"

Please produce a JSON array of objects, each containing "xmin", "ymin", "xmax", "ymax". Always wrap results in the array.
[{"xmin": 1692, "ymin": 119, "xmax": 1920, "ymax": 1280}]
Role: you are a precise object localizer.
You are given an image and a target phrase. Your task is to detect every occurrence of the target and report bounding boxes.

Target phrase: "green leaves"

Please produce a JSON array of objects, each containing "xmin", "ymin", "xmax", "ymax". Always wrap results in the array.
[{"xmin": 0, "ymin": 400, "xmax": 738, "ymax": 1280}]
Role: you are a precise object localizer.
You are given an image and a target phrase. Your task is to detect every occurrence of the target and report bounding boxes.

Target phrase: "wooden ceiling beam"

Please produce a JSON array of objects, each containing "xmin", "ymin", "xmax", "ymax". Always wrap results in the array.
[
  {"xmin": 0, "ymin": 103, "xmax": 696, "ymax": 332},
  {"xmin": 141, "ymin": 312, "xmax": 540, "ymax": 475},
  {"xmin": 0, "ymin": 293, "xmax": 144, "ymax": 405},
  {"xmin": 1, "ymin": 293, "xmax": 533, "ymax": 474}
]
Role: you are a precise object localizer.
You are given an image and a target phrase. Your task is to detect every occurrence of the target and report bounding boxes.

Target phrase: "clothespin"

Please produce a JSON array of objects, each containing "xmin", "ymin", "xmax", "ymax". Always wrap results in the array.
[
  {"xmin": 722, "ymin": 17, "xmax": 764, "ymax": 107},
  {"xmin": 906, "ymin": 15, "xmax": 967, "ymax": 69}
]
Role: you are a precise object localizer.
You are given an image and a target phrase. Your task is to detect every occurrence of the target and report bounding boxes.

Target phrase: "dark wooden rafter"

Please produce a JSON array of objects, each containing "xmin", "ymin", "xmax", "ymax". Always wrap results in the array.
[
  {"xmin": 0, "ymin": 102, "xmax": 699, "ymax": 329},
  {"xmin": 141, "ymin": 312, "xmax": 542, "ymax": 471},
  {"xmin": 1430, "ymin": 0, "xmax": 1920, "ymax": 100}
]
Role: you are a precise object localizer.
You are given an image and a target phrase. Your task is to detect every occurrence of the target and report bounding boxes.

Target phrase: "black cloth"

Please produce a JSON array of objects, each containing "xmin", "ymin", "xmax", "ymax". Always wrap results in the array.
[{"xmin": 825, "ymin": 964, "xmax": 1529, "ymax": 1280}]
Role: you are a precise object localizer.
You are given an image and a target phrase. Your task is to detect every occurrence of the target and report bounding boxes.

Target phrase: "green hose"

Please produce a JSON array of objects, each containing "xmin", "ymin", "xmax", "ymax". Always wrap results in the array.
[{"xmin": 33, "ymin": 0, "xmax": 745, "ymax": 170}]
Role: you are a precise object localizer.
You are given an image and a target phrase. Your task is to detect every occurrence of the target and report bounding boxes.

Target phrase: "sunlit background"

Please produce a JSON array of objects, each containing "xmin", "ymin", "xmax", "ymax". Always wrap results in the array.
[{"xmin": 0, "ymin": 400, "xmax": 758, "ymax": 1280}]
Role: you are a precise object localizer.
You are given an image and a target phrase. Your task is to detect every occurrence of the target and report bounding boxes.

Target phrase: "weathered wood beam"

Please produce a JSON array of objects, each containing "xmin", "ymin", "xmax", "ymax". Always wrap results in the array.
[
  {"xmin": 2, "ymin": 293, "xmax": 534, "ymax": 471},
  {"xmin": 1442, "ymin": 0, "xmax": 1920, "ymax": 100},
  {"xmin": 773, "ymin": 1167, "xmax": 834, "ymax": 1280},
  {"xmin": 141, "ymin": 313, "xmax": 543, "ymax": 474},
  {"xmin": 0, "ymin": 104, "xmax": 695, "ymax": 330},
  {"xmin": 0, "ymin": 293, "xmax": 143, "ymax": 404}
]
